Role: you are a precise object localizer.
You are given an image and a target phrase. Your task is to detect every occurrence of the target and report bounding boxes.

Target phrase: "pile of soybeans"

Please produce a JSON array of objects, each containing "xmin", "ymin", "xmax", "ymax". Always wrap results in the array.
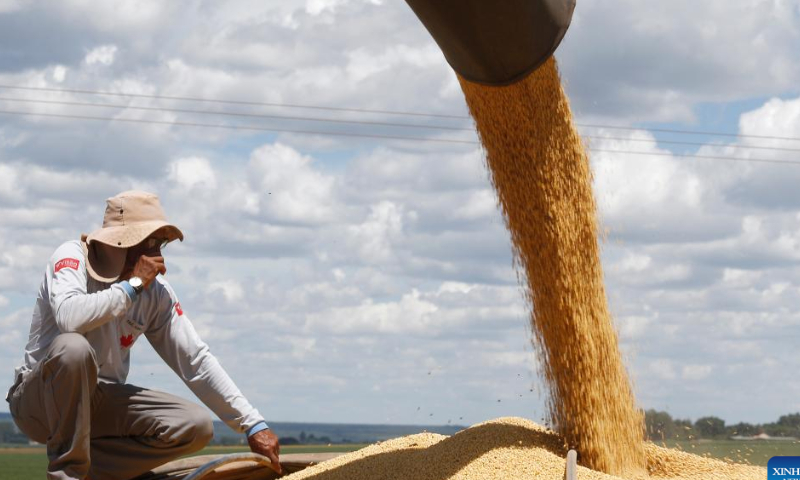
[{"xmin": 284, "ymin": 417, "xmax": 764, "ymax": 480}]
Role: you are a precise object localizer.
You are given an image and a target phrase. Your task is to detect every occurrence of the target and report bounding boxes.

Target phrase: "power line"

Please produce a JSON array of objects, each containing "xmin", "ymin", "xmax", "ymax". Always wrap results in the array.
[
  {"xmin": 577, "ymin": 124, "xmax": 800, "ymax": 143},
  {"xmin": 2, "ymin": 108, "xmax": 799, "ymax": 166},
  {"xmin": 583, "ymin": 136, "xmax": 800, "ymax": 154},
  {"xmin": 6, "ymin": 96, "xmax": 796, "ymax": 153},
  {"xmin": 3, "ymin": 83, "xmax": 800, "ymax": 143},
  {"xmin": 0, "ymin": 84, "xmax": 468, "ymax": 120},
  {"xmin": 0, "ymin": 109, "xmax": 478, "ymax": 145},
  {"xmin": 3, "ymin": 96, "xmax": 799, "ymax": 155},
  {"xmin": 591, "ymin": 149, "xmax": 800, "ymax": 166},
  {"xmin": 0, "ymin": 96, "xmax": 473, "ymax": 132}
]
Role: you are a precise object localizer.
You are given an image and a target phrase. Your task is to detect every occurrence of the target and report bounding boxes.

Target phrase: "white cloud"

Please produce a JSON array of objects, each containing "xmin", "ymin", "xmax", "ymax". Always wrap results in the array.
[
  {"xmin": 649, "ymin": 359, "xmax": 677, "ymax": 381},
  {"xmin": 721, "ymin": 268, "xmax": 761, "ymax": 287},
  {"xmin": 478, "ymin": 350, "xmax": 533, "ymax": 369},
  {"xmin": 0, "ymin": 164, "xmax": 24, "ymax": 201},
  {"xmin": 168, "ymin": 157, "xmax": 217, "ymax": 190},
  {"xmin": 305, "ymin": 0, "xmax": 383, "ymax": 17},
  {"xmin": 453, "ymin": 189, "xmax": 496, "ymax": 221},
  {"xmin": 613, "ymin": 304, "xmax": 657, "ymax": 339},
  {"xmin": 305, "ymin": 0, "xmax": 347, "ymax": 16},
  {"xmin": 246, "ymin": 143, "xmax": 338, "ymax": 225},
  {"xmin": 592, "ymin": 130, "xmax": 709, "ymax": 240},
  {"xmin": 207, "ymin": 280, "xmax": 245, "ymax": 303},
  {"xmin": 618, "ymin": 253, "xmax": 651, "ymax": 273},
  {"xmin": 682, "ymin": 364, "xmax": 713, "ymax": 381},
  {"xmin": 61, "ymin": 1, "xmax": 171, "ymax": 32},
  {"xmin": 559, "ymin": 0, "xmax": 800, "ymax": 121},
  {"xmin": 305, "ymin": 288, "xmax": 438, "ymax": 335},
  {"xmin": 52, "ymin": 65, "xmax": 67, "ymax": 82},
  {"xmin": 740, "ymin": 97, "xmax": 800, "ymax": 139},
  {"xmin": 84, "ymin": 45, "xmax": 118, "ymax": 66},
  {"xmin": 347, "ymin": 201, "xmax": 406, "ymax": 264},
  {"xmin": 345, "ymin": 44, "xmax": 441, "ymax": 82},
  {"xmin": 0, "ymin": 0, "xmax": 23, "ymax": 14},
  {"xmin": 0, "ymin": 310, "xmax": 28, "ymax": 361}
]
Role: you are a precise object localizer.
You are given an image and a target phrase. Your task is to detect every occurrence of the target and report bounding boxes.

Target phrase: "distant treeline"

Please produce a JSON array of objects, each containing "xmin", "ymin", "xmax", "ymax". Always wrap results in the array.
[
  {"xmin": 4, "ymin": 411, "xmax": 797, "ymax": 445},
  {"xmin": 0, "ymin": 419, "xmax": 29, "ymax": 444},
  {"xmin": 0, "ymin": 412, "xmax": 465, "ymax": 446},
  {"xmin": 645, "ymin": 410, "xmax": 800, "ymax": 440},
  {"xmin": 210, "ymin": 420, "xmax": 465, "ymax": 446}
]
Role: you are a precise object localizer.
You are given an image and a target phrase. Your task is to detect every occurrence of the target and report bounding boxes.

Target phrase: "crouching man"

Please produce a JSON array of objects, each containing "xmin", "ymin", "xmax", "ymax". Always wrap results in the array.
[{"xmin": 6, "ymin": 190, "xmax": 280, "ymax": 480}]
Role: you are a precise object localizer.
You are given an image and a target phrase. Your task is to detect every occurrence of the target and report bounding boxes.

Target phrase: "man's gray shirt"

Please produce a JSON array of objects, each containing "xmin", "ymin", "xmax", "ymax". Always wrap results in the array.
[{"xmin": 11, "ymin": 240, "xmax": 265, "ymax": 434}]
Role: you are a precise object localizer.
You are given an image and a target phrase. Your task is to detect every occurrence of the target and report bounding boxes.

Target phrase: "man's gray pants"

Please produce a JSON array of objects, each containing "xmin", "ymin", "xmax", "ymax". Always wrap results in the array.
[{"xmin": 7, "ymin": 333, "xmax": 214, "ymax": 480}]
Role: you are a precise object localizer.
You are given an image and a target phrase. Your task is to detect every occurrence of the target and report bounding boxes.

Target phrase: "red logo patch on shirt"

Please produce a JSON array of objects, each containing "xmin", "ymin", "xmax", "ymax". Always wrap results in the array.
[
  {"xmin": 54, "ymin": 258, "xmax": 80, "ymax": 273},
  {"xmin": 175, "ymin": 302, "xmax": 183, "ymax": 316},
  {"xmin": 120, "ymin": 334, "xmax": 135, "ymax": 348}
]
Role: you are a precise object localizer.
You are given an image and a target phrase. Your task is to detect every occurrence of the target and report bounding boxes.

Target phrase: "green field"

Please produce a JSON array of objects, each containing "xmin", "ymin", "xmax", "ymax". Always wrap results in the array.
[
  {"xmin": 0, "ymin": 448, "xmax": 46, "ymax": 480},
  {"xmin": 2, "ymin": 440, "xmax": 796, "ymax": 479},
  {"xmin": 658, "ymin": 439, "xmax": 800, "ymax": 466}
]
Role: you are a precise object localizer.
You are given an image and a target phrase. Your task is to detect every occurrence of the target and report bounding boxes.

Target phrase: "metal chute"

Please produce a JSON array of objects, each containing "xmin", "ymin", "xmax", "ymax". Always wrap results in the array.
[{"xmin": 405, "ymin": 0, "xmax": 576, "ymax": 85}]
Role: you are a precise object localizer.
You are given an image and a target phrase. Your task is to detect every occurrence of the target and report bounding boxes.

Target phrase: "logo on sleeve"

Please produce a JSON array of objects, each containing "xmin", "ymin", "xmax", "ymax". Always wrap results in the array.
[
  {"xmin": 175, "ymin": 302, "xmax": 183, "ymax": 316},
  {"xmin": 120, "ymin": 334, "xmax": 135, "ymax": 348},
  {"xmin": 125, "ymin": 318, "xmax": 144, "ymax": 332},
  {"xmin": 54, "ymin": 258, "xmax": 80, "ymax": 273}
]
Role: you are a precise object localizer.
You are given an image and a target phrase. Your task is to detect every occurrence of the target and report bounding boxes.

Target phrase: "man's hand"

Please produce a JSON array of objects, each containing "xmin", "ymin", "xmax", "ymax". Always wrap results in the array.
[
  {"xmin": 130, "ymin": 255, "xmax": 166, "ymax": 288},
  {"xmin": 248, "ymin": 429, "xmax": 281, "ymax": 474}
]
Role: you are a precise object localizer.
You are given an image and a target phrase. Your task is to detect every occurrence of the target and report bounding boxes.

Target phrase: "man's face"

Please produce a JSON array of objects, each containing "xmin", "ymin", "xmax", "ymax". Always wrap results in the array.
[{"xmin": 119, "ymin": 235, "xmax": 169, "ymax": 279}]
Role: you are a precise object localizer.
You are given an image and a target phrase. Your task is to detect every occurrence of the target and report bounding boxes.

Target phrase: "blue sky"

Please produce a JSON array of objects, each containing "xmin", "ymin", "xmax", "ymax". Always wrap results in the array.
[{"xmin": 1, "ymin": 0, "xmax": 800, "ymax": 429}]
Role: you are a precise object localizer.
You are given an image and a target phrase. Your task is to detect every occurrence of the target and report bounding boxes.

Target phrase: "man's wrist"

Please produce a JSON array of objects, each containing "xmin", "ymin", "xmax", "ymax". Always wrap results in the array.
[
  {"xmin": 247, "ymin": 421, "xmax": 269, "ymax": 437},
  {"xmin": 119, "ymin": 280, "xmax": 138, "ymax": 301},
  {"xmin": 128, "ymin": 276, "xmax": 144, "ymax": 294}
]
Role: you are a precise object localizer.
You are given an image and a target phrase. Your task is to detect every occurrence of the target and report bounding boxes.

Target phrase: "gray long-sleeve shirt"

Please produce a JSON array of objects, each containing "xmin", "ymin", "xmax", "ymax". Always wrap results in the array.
[{"xmin": 12, "ymin": 240, "xmax": 264, "ymax": 434}]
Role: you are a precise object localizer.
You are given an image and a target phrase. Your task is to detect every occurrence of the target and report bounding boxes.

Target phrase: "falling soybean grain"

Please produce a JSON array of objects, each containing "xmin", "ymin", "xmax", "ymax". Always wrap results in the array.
[{"xmin": 457, "ymin": 56, "xmax": 645, "ymax": 476}]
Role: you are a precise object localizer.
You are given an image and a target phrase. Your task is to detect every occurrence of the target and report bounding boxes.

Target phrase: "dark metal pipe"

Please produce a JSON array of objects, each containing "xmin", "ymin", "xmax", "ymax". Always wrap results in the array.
[{"xmin": 405, "ymin": 0, "xmax": 576, "ymax": 86}]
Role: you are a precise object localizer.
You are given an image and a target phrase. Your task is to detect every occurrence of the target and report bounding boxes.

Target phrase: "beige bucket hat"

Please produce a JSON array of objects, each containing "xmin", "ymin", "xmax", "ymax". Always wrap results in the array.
[{"xmin": 81, "ymin": 190, "xmax": 183, "ymax": 283}]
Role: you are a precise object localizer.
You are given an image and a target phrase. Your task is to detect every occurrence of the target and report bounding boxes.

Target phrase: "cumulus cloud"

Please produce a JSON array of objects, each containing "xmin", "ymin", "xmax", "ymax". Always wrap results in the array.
[
  {"xmin": 0, "ymin": 0, "xmax": 23, "ymax": 14},
  {"xmin": 0, "ymin": 309, "xmax": 28, "ymax": 355},
  {"xmin": 84, "ymin": 44, "xmax": 117, "ymax": 66},
  {"xmin": 52, "ymin": 65, "xmax": 67, "ymax": 82},
  {"xmin": 591, "ymin": 129, "xmax": 735, "ymax": 244},
  {"xmin": 559, "ymin": 0, "xmax": 800, "ymax": 121},
  {"xmin": 245, "ymin": 143, "xmax": 339, "ymax": 225},
  {"xmin": 168, "ymin": 156, "xmax": 217, "ymax": 190},
  {"xmin": 347, "ymin": 201, "xmax": 407, "ymax": 263},
  {"xmin": 209, "ymin": 280, "xmax": 246, "ymax": 303},
  {"xmin": 722, "ymin": 96, "xmax": 800, "ymax": 209}
]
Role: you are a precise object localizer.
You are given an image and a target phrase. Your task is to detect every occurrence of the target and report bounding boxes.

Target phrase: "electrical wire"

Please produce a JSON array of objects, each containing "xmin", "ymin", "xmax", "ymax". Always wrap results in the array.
[
  {"xmin": 0, "ymin": 109, "xmax": 478, "ymax": 145},
  {"xmin": 3, "ymin": 83, "xmax": 800, "ymax": 143},
  {"xmin": 2, "ymin": 108, "xmax": 799, "ymax": 165},
  {"xmin": 582, "ymin": 136, "xmax": 800, "ymax": 154},
  {"xmin": 590, "ymin": 149, "xmax": 800, "ymax": 166},
  {"xmin": 578, "ymin": 123, "xmax": 800, "ymax": 143},
  {"xmin": 2, "ymin": 96, "xmax": 799, "ymax": 154},
  {"xmin": 0, "ymin": 96, "xmax": 474, "ymax": 132},
  {"xmin": 0, "ymin": 84, "xmax": 468, "ymax": 119}
]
